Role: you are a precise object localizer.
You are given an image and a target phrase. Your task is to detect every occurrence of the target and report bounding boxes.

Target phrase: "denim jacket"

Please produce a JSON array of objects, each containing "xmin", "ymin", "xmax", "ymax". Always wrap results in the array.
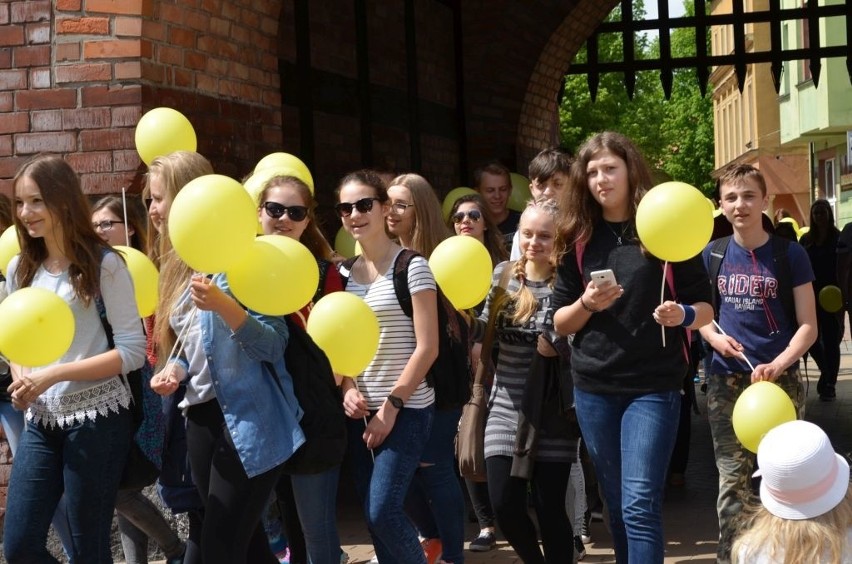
[{"xmin": 172, "ymin": 274, "xmax": 305, "ymax": 478}]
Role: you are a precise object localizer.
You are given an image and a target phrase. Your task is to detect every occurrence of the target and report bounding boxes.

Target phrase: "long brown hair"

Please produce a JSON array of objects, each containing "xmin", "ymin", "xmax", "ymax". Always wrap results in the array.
[
  {"xmin": 389, "ymin": 173, "xmax": 451, "ymax": 258},
  {"xmin": 447, "ymin": 193, "xmax": 508, "ymax": 267},
  {"xmin": 13, "ymin": 155, "xmax": 112, "ymax": 303},
  {"xmin": 559, "ymin": 131, "xmax": 653, "ymax": 249},
  {"xmin": 92, "ymin": 194, "xmax": 149, "ymax": 253},
  {"xmin": 259, "ymin": 175, "xmax": 334, "ymax": 261}
]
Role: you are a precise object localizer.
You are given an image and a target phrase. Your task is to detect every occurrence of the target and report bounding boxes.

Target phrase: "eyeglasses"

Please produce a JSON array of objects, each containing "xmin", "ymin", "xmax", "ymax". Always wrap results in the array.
[
  {"xmin": 334, "ymin": 197, "xmax": 380, "ymax": 218},
  {"xmin": 390, "ymin": 201, "xmax": 414, "ymax": 215},
  {"xmin": 262, "ymin": 201, "xmax": 308, "ymax": 222},
  {"xmin": 92, "ymin": 220, "xmax": 124, "ymax": 231},
  {"xmin": 451, "ymin": 210, "xmax": 482, "ymax": 224}
]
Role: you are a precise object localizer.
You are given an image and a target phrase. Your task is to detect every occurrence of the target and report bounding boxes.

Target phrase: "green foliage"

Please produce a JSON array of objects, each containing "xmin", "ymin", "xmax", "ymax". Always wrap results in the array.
[{"xmin": 559, "ymin": 0, "xmax": 715, "ymax": 194}]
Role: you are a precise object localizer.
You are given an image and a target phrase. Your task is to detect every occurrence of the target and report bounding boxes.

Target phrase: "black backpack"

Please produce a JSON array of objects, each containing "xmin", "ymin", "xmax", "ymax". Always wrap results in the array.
[
  {"xmin": 342, "ymin": 249, "xmax": 473, "ymax": 410},
  {"xmin": 275, "ymin": 315, "xmax": 347, "ymax": 475}
]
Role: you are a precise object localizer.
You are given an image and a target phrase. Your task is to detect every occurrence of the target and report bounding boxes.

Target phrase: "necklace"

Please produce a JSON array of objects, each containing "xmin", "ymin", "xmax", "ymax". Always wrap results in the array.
[
  {"xmin": 604, "ymin": 221, "xmax": 631, "ymax": 246},
  {"xmin": 361, "ymin": 245, "xmax": 397, "ymax": 284}
]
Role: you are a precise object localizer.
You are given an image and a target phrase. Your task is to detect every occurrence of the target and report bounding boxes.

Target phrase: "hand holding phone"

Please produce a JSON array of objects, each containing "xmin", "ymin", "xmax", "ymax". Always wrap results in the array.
[{"xmin": 590, "ymin": 269, "xmax": 617, "ymax": 289}]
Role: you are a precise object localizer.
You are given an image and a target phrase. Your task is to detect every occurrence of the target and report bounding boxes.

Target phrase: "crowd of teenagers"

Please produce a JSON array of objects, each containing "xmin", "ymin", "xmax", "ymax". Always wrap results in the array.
[{"xmin": 2, "ymin": 127, "xmax": 849, "ymax": 564}]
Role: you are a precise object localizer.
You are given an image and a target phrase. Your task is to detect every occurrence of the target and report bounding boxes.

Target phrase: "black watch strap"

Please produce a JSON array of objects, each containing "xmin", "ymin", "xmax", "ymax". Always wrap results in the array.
[{"xmin": 387, "ymin": 394, "xmax": 404, "ymax": 409}]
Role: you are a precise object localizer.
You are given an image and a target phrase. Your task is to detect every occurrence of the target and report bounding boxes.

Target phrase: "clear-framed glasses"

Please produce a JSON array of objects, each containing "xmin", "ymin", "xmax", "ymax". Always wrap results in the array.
[
  {"xmin": 390, "ymin": 201, "xmax": 414, "ymax": 215},
  {"xmin": 92, "ymin": 220, "xmax": 124, "ymax": 232}
]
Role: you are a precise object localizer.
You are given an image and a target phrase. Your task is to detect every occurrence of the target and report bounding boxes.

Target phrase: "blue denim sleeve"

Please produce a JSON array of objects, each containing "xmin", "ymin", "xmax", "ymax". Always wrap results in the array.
[{"xmin": 217, "ymin": 274, "xmax": 289, "ymax": 363}]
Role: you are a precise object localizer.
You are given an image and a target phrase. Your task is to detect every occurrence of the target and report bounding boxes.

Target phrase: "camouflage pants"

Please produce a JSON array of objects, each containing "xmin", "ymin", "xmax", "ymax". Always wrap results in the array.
[{"xmin": 706, "ymin": 369, "xmax": 804, "ymax": 563}]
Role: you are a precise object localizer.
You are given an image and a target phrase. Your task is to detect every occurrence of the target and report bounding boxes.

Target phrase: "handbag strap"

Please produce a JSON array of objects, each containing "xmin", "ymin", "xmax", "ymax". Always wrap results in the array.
[{"xmin": 474, "ymin": 261, "xmax": 515, "ymax": 384}]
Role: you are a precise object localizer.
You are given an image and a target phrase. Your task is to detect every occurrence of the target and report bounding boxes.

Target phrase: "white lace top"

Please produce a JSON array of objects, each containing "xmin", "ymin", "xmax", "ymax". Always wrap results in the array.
[{"xmin": 5, "ymin": 253, "xmax": 146, "ymax": 428}]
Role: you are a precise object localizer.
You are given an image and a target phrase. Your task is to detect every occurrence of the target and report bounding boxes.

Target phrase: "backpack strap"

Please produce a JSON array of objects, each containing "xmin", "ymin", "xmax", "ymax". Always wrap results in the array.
[
  {"xmin": 708, "ymin": 236, "xmax": 731, "ymax": 320},
  {"xmin": 338, "ymin": 256, "xmax": 358, "ymax": 289},
  {"xmin": 771, "ymin": 235, "xmax": 795, "ymax": 325},
  {"xmin": 392, "ymin": 249, "xmax": 420, "ymax": 319}
]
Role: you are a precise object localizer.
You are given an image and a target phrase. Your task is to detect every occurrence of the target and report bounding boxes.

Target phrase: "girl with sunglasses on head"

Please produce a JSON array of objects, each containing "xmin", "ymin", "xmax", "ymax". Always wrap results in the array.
[
  {"xmin": 336, "ymin": 170, "xmax": 439, "ymax": 564},
  {"xmin": 257, "ymin": 174, "xmax": 346, "ymax": 564},
  {"xmin": 3, "ymin": 155, "xmax": 147, "ymax": 563}
]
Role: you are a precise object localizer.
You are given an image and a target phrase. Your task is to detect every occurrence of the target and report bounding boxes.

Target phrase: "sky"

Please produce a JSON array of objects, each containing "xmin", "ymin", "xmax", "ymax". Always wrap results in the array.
[{"xmin": 645, "ymin": 0, "xmax": 688, "ymax": 20}]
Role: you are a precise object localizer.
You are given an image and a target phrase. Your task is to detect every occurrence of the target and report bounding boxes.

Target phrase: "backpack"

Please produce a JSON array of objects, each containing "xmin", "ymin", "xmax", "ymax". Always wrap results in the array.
[
  {"xmin": 341, "ymin": 249, "xmax": 473, "ymax": 410},
  {"xmin": 275, "ymin": 315, "xmax": 347, "ymax": 475},
  {"xmin": 707, "ymin": 235, "xmax": 794, "ymax": 323}
]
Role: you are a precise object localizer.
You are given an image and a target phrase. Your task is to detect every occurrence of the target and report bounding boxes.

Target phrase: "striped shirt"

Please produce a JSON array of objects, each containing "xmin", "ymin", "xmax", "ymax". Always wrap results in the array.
[{"xmin": 345, "ymin": 251, "xmax": 437, "ymax": 409}]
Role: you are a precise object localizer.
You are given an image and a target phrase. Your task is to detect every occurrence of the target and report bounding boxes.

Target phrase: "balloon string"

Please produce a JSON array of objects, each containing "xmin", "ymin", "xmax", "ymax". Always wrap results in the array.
[
  {"xmin": 121, "ymin": 187, "xmax": 130, "ymax": 247},
  {"xmin": 353, "ymin": 378, "xmax": 375, "ymax": 463},
  {"xmin": 712, "ymin": 320, "xmax": 756, "ymax": 372},
  {"xmin": 164, "ymin": 277, "xmax": 199, "ymax": 373},
  {"xmin": 660, "ymin": 261, "xmax": 667, "ymax": 348}
]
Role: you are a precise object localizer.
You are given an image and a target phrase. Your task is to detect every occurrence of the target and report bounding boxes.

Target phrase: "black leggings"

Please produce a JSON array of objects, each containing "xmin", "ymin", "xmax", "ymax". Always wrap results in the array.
[
  {"xmin": 486, "ymin": 456, "xmax": 573, "ymax": 564},
  {"xmin": 186, "ymin": 400, "xmax": 283, "ymax": 564}
]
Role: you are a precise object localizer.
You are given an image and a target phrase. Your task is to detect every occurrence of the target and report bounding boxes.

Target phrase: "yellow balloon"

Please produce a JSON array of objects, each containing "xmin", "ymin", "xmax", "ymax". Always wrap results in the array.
[
  {"xmin": 0, "ymin": 287, "xmax": 75, "ymax": 366},
  {"xmin": 168, "ymin": 174, "xmax": 257, "ymax": 273},
  {"xmin": 778, "ymin": 216, "xmax": 800, "ymax": 233},
  {"xmin": 306, "ymin": 292, "xmax": 379, "ymax": 377},
  {"xmin": 227, "ymin": 236, "xmax": 319, "ymax": 315},
  {"xmin": 429, "ymin": 236, "xmax": 492, "ymax": 310},
  {"xmin": 114, "ymin": 246, "xmax": 159, "ymax": 317},
  {"xmin": 636, "ymin": 181, "xmax": 713, "ymax": 262},
  {"xmin": 135, "ymin": 108, "xmax": 197, "ymax": 165},
  {"xmin": 441, "ymin": 187, "xmax": 478, "ymax": 221},
  {"xmin": 334, "ymin": 226, "xmax": 357, "ymax": 259},
  {"xmin": 0, "ymin": 225, "xmax": 20, "ymax": 276},
  {"xmin": 797, "ymin": 225, "xmax": 810, "ymax": 240},
  {"xmin": 732, "ymin": 381, "xmax": 797, "ymax": 453},
  {"xmin": 508, "ymin": 173, "xmax": 532, "ymax": 212},
  {"xmin": 819, "ymin": 285, "xmax": 843, "ymax": 313},
  {"xmin": 255, "ymin": 153, "xmax": 314, "ymax": 192}
]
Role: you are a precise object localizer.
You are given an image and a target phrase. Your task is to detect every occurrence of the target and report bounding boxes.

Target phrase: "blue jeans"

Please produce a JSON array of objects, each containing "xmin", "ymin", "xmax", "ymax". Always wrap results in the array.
[
  {"xmin": 4, "ymin": 409, "xmax": 133, "ymax": 563},
  {"xmin": 347, "ymin": 406, "xmax": 434, "ymax": 564},
  {"xmin": 574, "ymin": 388, "xmax": 681, "ymax": 564},
  {"xmin": 291, "ymin": 466, "xmax": 342, "ymax": 564},
  {"xmin": 405, "ymin": 408, "xmax": 465, "ymax": 564}
]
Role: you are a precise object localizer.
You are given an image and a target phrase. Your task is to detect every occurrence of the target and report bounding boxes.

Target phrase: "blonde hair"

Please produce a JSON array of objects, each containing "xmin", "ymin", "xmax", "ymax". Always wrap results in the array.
[
  {"xmin": 732, "ymin": 489, "xmax": 852, "ymax": 564},
  {"xmin": 259, "ymin": 175, "xmax": 334, "ymax": 261},
  {"xmin": 494, "ymin": 200, "xmax": 560, "ymax": 326},
  {"xmin": 389, "ymin": 173, "xmax": 451, "ymax": 258}
]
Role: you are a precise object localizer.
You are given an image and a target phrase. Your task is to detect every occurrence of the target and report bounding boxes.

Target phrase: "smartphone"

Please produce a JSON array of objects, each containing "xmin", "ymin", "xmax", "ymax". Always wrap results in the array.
[{"xmin": 590, "ymin": 269, "xmax": 617, "ymax": 289}]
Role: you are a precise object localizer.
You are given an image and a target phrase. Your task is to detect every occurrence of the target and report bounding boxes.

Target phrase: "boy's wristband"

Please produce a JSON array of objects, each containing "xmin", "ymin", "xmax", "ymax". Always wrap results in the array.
[{"xmin": 679, "ymin": 304, "xmax": 696, "ymax": 327}]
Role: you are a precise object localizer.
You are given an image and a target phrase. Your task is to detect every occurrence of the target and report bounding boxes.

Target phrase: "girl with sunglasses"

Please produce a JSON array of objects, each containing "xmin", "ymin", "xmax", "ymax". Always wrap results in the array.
[
  {"xmin": 336, "ymin": 170, "xmax": 439, "ymax": 564},
  {"xmin": 257, "ymin": 174, "xmax": 346, "ymax": 564},
  {"xmin": 448, "ymin": 193, "xmax": 508, "ymax": 270},
  {"xmin": 3, "ymin": 155, "xmax": 146, "ymax": 562}
]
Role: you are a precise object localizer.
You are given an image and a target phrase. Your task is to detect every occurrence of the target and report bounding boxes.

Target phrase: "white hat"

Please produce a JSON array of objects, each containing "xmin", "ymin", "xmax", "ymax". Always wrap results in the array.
[{"xmin": 756, "ymin": 420, "xmax": 850, "ymax": 520}]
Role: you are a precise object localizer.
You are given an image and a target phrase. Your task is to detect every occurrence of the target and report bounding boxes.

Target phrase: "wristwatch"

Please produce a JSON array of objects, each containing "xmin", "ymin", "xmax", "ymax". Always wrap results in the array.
[{"xmin": 387, "ymin": 394, "xmax": 404, "ymax": 410}]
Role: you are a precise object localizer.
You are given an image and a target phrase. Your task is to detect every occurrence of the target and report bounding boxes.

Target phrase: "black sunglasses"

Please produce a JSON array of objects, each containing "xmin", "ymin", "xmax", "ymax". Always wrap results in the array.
[
  {"xmin": 452, "ymin": 210, "xmax": 482, "ymax": 224},
  {"xmin": 262, "ymin": 201, "xmax": 308, "ymax": 222},
  {"xmin": 335, "ymin": 197, "xmax": 380, "ymax": 218}
]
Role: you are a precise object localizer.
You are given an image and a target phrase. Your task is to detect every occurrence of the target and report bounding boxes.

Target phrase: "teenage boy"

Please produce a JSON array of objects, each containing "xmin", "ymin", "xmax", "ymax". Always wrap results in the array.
[
  {"xmin": 509, "ymin": 147, "xmax": 573, "ymax": 260},
  {"xmin": 698, "ymin": 164, "xmax": 817, "ymax": 563},
  {"xmin": 473, "ymin": 161, "xmax": 519, "ymax": 245}
]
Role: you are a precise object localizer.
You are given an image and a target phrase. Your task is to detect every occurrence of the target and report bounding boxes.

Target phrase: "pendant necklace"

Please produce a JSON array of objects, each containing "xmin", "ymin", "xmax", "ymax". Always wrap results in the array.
[{"xmin": 604, "ymin": 221, "xmax": 631, "ymax": 246}]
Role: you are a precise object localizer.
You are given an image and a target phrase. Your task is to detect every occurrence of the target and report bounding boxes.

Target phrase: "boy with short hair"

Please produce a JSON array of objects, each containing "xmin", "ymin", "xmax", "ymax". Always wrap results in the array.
[
  {"xmin": 698, "ymin": 164, "xmax": 817, "ymax": 563},
  {"xmin": 473, "ymin": 161, "xmax": 518, "ymax": 240}
]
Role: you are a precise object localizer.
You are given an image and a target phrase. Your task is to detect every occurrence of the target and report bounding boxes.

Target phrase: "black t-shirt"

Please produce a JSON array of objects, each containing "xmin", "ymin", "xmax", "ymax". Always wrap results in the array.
[
  {"xmin": 552, "ymin": 221, "xmax": 712, "ymax": 395},
  {"xmin": 497, "ymin": 210, "xmax": 522, "ymax": 249}
]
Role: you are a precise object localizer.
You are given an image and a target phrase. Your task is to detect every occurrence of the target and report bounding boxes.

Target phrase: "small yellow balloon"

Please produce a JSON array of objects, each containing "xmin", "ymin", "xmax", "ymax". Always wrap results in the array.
[
  {"xmin": 334, "ymin": 226, "xmax": 357, "ymax": 259},
  {"xmin": 114, "ymin": 246, "xmax": 159, "ymax": 317},
  {"xmin": 732, "ymin": 381, "xmax": 797, "ymax": 453},
  {"xmin": 227, "ymin": 236, "xmax": 319, "ymax": 315},
  {"xmin": 778, "ymin": 216, "xmax": 800, "ymax": 233},
  {"xmin": 508, "ymin": 173, "xmax": 532, "ymax": 212},
  {"xmin": 135, "ymin": 108, "xmax": 197, "ymax": 165},
  {"xmin": 429, "ymin": 236, "xmax": 492, "ymax": 310},
  {"xmin": 0, "ymin": 287, "xmax": 75, "ymax": 366},
  {"xmin": 168, "ymin": 174, "xmax": 257, "ymax": 273},
  {"xmin": 0, "ymin": 225, "xmax": 20, "ymax": 276},
  {"xmin": 819, "ymin": 285, "xmax": 843, "ymax": 313},
  {"xmin": 442, "ymin": 187, "xmax": 478, "ymax": 221},
  {"xmin": 797, "ymin": 225, "xmax": 810, "ymax": 240},
  {"xmin": 255, "ymin": 153, "xmax": 314, "ymax": 193},
  {"xmin": 636, "ymin": 181, "xmax": 714, "ymax": 262},
  {"xmin": 306, "ymin": 292, "xmax": 379, "ymax": 377}
]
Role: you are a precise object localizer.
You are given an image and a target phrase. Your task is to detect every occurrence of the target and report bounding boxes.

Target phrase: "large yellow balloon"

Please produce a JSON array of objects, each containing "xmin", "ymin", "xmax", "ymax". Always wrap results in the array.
[
  {"xmin": 732, "ymin": 381, "xmax": 797, "ymax": 453},
  {"xmin": 135, "ymin": 108, "xmax": 197, "ymax": 165},
  {"xmin": 429, "ymin": 236, "xmax": 492, "ymax": 310},
  {"xmin": 168, "ymin": 174, "xmax": 257, "ymax": 273},
  {"xmin": 819, "ymin": 285, "xmax": 843, "ymax": 313},
  {"xmin": 636, "ymin": 181, "xmax": 713, "ymax": 262},
  {"xmin": 0, "ymin": 226, "xmax": 20, "ymax": 276},
  {"xmin": 114, "ymin": 246, "xmax": 159, "ymax": 317},
  {"xmin": 508, "ymin": 173, "xmax": 532, "ymax": 212},
  {"xmin": 0, "ymin": 287, "xmax": 75, "ymax": 366},
  {"xmin": 227, "ymin": 236, "xmax": 319, "ymax": 315},
  {"xmin": 441, "ymin": 187, "xmax": 478, "ymax": 220},
  {"xmin": 334, "ymin": 226, "xmax": 357, "ymax": 259},
  {"xmin": 306, "ymin": 292, "xmax": 379, "ymax": 377},
  {"xmin": 255, "ymin": 153, "xmax": 314, "ymax": 192}
]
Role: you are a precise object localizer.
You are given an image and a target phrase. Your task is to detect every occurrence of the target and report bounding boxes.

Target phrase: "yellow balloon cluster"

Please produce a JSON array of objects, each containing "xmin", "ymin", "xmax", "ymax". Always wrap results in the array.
[
  {"xmin": 168, "ymin": 174, "xmax": 257, "ymax": 273},
  {"xmin": 135, "ymin": 108, "xmax": 197, "ymax": 165},
  {"xmin": 227, "ymin": 236, "xmax": 319, "ymax": 315},
  {"xmin": 508, "ymin": 172, "xmax": 532, "ymax": 212},
  {"xmin": 732, "ymin": 381, "xmax": 796, "ymax": 453},
  {"xmin": 429, "ymin": 236, "xmax": 492, "ymax": 310},
  {"xmin": 636, "ymin": 181, "xmax": 713, "ymax": 262},
  {"xmin": 0, "ymin": 226, "xmax": 20, "ymax": 276},
  {"xmin": 441, "ymin": 187, "xmax": 477, "ymax": 221},
  {"xmin": 0, "ymin": 288, "xmax": 75, "ymax": 366},
  {"xmin": 307, "ymin": 292, "xmax": 379, "ymax": 377},
  {"xmin": 114, "ymin": 246, "xmax": 159, "ymax": 317}
]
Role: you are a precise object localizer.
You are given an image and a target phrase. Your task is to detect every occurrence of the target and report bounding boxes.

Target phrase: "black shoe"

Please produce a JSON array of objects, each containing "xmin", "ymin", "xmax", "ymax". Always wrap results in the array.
[
  {"xmin": 574, "ymin": 536, "xmax": 586, "ymax": 560},
  {"xmin": 469, "ymin": 531, "xmax": 496, "ymax": 552}
]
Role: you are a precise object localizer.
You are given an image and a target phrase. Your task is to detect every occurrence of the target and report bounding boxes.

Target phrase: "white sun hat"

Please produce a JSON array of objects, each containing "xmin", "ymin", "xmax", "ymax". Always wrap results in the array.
[{"xmin": 756, "ymin": 420, "xmax": 850, "ymax": 520}]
